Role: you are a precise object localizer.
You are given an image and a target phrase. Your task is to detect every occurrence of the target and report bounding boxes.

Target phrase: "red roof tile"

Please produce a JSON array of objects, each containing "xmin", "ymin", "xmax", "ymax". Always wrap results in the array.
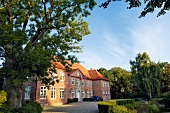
[
  {"xmin": 88, "ymin": 69, "xmax": 109, "ymax": 81},
  {"xmin": 72, "ymin": 63, "xmax": 91, "ymax": 79}
]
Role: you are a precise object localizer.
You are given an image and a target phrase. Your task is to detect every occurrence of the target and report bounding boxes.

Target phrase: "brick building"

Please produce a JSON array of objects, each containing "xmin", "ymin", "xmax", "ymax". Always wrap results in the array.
[{"xmin": 22, "ymin": 62, "xmax": 110, "ymax": 105}]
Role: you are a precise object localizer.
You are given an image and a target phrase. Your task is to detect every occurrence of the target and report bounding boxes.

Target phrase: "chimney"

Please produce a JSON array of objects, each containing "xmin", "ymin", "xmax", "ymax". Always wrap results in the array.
[{"xmin": 90, "ymin": 68, "xmax": 93, "ymax": 70}]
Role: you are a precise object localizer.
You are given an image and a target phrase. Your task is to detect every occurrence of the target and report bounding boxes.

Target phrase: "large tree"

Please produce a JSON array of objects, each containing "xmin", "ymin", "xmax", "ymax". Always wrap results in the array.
[
  {"xmin": 98, "ymin": 67, "xmax": 133, "ymax": 99},
  {"xmin": 100, "ymin": 0, "xmax": 170, "ymax": 17},
  {"xmin": 0, "ymin": 0, "xmax": 96, "ymax": 109},
  {"xmin": 130, "ymin": 52, "xmax": 162, "ymax": 99}
]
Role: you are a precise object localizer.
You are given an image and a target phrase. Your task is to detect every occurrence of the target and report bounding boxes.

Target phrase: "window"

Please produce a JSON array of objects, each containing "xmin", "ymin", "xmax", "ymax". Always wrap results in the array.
[
  {"xmin": 77, "ymin": 80, "xmax": 80, "ymax": 86},
  {"xmin": 51, "ymin": 87, "xmax": 56, "ymax": 99},
  {"xmin": 77, "ymin": 72, "xmax": 80, "ymax": 76},
  {"xmin": 82, "ymin": 90, "xmax": 85, "ymax": 98},
  {"xmin": 103, "ymin": 91, "xmax": 105, "ymax": 95},
  {"xmin": 108, "ymin": 83, "xmax": 110, "ymax": 87},
  {"xmin": 60, "ymin": 72, "xmax": 65, "ymax": 81},
  {"xmin": 25, "ymin": 86, "xmax": 31, "ymax": 100},
  {"xmin": 108, "ymin": 91, "xmax": 110, "ymax": 95},
  {"xmin": 90, "ymin": 81, "xmax": 92, "ymax": 87},
  {"xmin": 87, "ymin": 91, "xmax": 89, "ymax": 98},
  {"xmin": 60, "ymin": 88, "xmax": 64, "ymax": 98},
  {"xmin": 72, "ymin": 78, "xmax": 75, "ymax": 85},
  {"xmin": 90, "ymin": 91, "xmax": 93, "ymax": 97},
  {"xmin": 82, "ymin": 80, "xmax": 84, "ymax": 86},
  {"xmin": 102, "ymin": 82, "xmax": 104, "ymax": 87},
  {"xmin": 71, "ymin": 90, "xmax": 75, "ymax": 98},
  {"xmin": 106, "ymin": 91, "xmax": 107, "ymax": 96},
  {"xmin": 40, "ymin": 86, "xmax": 46, "ymax": 99},
  {"xmin": 105, "ymin": 83, "xmax": 107, "ymax": 87},
  {"xmin": 86, "ymin": 81, "xmax": 89, "ymax": 86}
]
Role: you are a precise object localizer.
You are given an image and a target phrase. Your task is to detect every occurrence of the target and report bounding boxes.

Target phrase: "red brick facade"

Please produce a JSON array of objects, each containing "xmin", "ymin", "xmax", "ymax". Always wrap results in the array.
[{"xmin": 22, "ymin": 63, "xmax": 110, "ymax": 106}]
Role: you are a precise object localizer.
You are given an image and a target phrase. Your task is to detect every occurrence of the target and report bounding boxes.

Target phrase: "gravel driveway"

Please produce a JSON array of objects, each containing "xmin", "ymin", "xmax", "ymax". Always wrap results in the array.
[{"xmin": 43, "ymin": 101, "xmax": 98, "ymax": 113}]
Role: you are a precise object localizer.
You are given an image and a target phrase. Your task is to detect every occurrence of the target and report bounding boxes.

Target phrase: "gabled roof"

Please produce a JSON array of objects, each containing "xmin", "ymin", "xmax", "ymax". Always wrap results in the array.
[
  {"xmin": 72, "ymin": 63, "xmax": 91, "ymax": 79},
  {"xmin": 52, "ymin": 62, "xmax": 65, "ymax": 69},
  {"xmin": 88, "ymin": 69, "xmax": 109, "ymax": 81}
]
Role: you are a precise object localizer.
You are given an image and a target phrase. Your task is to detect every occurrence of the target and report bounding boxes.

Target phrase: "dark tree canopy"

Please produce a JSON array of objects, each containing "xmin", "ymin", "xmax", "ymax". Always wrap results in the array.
[{"xmin": 100, "ymin": 0, "xmax": 170, "ymax": 17}]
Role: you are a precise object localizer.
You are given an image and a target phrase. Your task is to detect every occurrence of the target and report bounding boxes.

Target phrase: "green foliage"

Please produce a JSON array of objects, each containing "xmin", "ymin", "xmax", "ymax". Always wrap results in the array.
[
  {"xmin": 100, "ymin": 0, "xmax": 170, "ymax": 17},
  {"xmin": 130, "ymin": 52, "xmax": 162, "ymax": 99},
  {"xmin": 115, "ymin": 99, "xmax": 134, "ymax": 105},
  {"xmin": 124, "ymin": 102, "xmax": 141, "ymax": 110},
  {"xmin": 0, "ymin": 0, "xmax": 96, "ymax": 108},
  {"xmin": 98, "ymin": 101, "xmax": 114, "ymax": 113},
  {"xmin": 67, "ymin": 98, "xmax": 78, "ymax": 103},
  {"xmin": 0, "ymin": 104, "xmax": 10, "ymax": 113},
  {"xmin": 0, "ymin": 90, "xmax": 7, "ymax": 107},
  {"xmin": 15, "ymin": 101, "xmax": 43, "ymax": 113},
  {"xmin": 98, "ymin": 67, "xmax": 133, "ymax": 99}
]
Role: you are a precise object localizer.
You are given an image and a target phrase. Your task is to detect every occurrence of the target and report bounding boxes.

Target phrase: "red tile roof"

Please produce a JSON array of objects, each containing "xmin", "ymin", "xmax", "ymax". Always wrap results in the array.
[
  {"xmin": 72, "ymin": 63, "xmax": 91, "ymax": 79},
  {"xmin": 88, "ymin": 69, "xmax": 109, "ymax": 81}
]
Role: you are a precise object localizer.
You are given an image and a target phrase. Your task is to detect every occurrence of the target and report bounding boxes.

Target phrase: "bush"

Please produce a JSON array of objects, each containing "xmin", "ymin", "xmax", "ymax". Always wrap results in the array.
[
  {"xmin": 124, "ymin": 102, "xmax": 141, "ymax": 110},
  {"xmin": 67, "ymin": 98, "xmax": 78, "ymax": 103},
  {"xmin": 98, "ymin": 102, "xmax": 114, "ymax": 113},
  {"xmin": 16, "ymin": 101, "xmax": 43, "ymax": 113},
  {"xmin": 0, "ymin": 90, "xmax": 7, "ymax": 107},
  {"xmin": 115, "ymin": 99, "xmax": 134, "ymax": 105},
  {"xmin": 0, "ymin": 104, "xmax": 10, "ymax": 113},
  {"xmin": 83, "ymin": 98, "xmax": 88, "ymax": 101}
]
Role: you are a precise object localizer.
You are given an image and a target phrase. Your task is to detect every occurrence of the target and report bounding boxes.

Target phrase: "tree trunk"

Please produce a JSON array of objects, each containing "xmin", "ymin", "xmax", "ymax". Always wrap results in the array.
[{"xmin": 3, "ymin": 83, "xmax": 22, "ymax": 109}]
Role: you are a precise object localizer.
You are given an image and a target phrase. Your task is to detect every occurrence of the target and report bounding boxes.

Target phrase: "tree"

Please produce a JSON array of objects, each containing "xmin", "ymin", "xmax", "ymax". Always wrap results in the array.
[
  {"xmin": 97, "ymin": 67, "xmax": 109, "ymax": 78},
  {"xmin": 0, "ymin": 0, "xmax": 96, "ymax": 109},
  {"xmin": 100, "ymin": 0, "xmax": 170, "ymax": 17},
  {"xmin": 104, "ymin": 67, "xmax": 133, "ymax": 99},
  {"xmin": 130, "ymin": 52, "xmax": 162, "ymax": 99}
]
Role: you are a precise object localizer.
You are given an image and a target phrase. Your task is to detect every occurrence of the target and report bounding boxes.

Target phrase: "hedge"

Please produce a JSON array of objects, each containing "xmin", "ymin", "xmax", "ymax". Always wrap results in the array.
[{"xmin": 67, "ymin": 98, "xmax": 78, "ymax": 103}]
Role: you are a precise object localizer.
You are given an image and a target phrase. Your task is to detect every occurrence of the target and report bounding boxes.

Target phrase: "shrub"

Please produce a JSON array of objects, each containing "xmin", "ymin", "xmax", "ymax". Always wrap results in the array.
[
  {"xmin": 148, "ymin": 104, "xmax": 159, "ymax": 113},
  {"xmin": 112, "ymin": 105, "xmax": 129, "ymax": 113},
  {"xmin": 98, "ymin": 102, "xmax": 114, "ymax": 113},
  {"xmin": 83, "ymin": 98, "xmax": 88, "ymax": 101},
  {"xmin": 16, "ymin": 101, "xmax": 43, "ymax": 113},
  {"xmin": 67, "ymin": 98, "xmax": 78, "ymax": 103},
  {"xmin": 125, "ymin": 102, "xmax": 141, "ymax": 110},
  {"xmin": 0, "ymin": 104, "xmax": 10, "ymax": 113},
  {"xmin": 0, "ymin": 90, "xmax": 7, "ymax": 107},
  {"xmin": 115, "ymin": 99, "xmax": 134, "ymax": 105}
]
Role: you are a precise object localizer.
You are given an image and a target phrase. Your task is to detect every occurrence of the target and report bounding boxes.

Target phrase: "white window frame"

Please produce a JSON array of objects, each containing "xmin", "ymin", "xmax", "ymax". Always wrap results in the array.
[
  {"xmin": 108, "ymin": 91, "xmax": 110, "ymax": 95},
  {"xmin": 108, "ymin": 83, "xmax": 110, "ymax": 87},
  {"xmin": 82, "ymin": 80, "xmax": 84, "ymax": 86},
  {"xmin": 90, "ymin": 91, "xmax": 93, "ymax": 97},
  {"xmin": 60, "ymin": 72, "xmax": 65, "ymax": 81},
  {"xmin": 106, "ymin": 91, "xmax": 107, "ymax": 96},
  {"xmin": 77, "ymin": 72, "xmax": 80, "ymax": 77},
  {"xmin": 82, "ymin": 90, "xmax": 85, "ymax": 98},
  {"xmin": 60, "ymin": 88, "xmax": 64, "ymax": 99},
  {"xmin": 51, "ymin": 87, "xmax": 56, "ymax": 99},
  {"xmin": 77, "ymin": 79, "xmax": 80, "ymax": 86},
  {"xmin": 40, "ymin": 86, "xmax": 47, "ymax": 99},
  {"xmin": 25, "ymin": 86, "xmax": 31, "ymax": 100},
  {"xmin": 103, "ymin": 82, "xmax": 104, "ymax": 87},
  {"xmin": 72, "ymin": 78, "xmax": 75, "ymax": 85},
  {"xmin": 103, "ymin": 91, "xmax": 105, "ymax": 95},
  {"xmin": 90, "ymin": 81, "xmax": 92, "ymax": 87},
  {"xmin": 86, "ymin": 81, "xmax": 89, "ymax": 86},
  {"xmin": 87, "ymin": 91, "xmax": 89, "ymax": 98},
  {"xmin": 105, "ymin": 83, "xmax": 107, "ymax": 87},
  {"xmin": 71, "ymin": 90, "xmax": 75, "ymax": 99}
]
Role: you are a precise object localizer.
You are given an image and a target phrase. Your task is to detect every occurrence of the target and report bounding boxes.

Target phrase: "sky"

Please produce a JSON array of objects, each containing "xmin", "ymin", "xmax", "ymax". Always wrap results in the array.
[{"xmin": 74, "ymin": 1, "xmax": 170, "ymax": 71}]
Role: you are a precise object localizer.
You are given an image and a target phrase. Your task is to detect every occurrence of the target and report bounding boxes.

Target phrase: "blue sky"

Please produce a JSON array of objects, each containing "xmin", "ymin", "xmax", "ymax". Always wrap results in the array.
[{"xmin": 75, "ymin": 1, "xmax": 170, "ymax": 71}]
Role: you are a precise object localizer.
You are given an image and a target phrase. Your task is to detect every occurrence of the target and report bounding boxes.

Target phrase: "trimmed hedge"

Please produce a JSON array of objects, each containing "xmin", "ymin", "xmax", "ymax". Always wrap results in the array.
[
  {"xmin": 114, "ymin": 99, "xmax": 134, "ymax": 105},
  {"xmin": 83, "ymin": 98, "xmax": 88, "ymax": 101},
  {"xmin": 98, "ymin": 102, "xmax": 114, "ymax": 113},
  {"xmin": 67, "ymin": 98, "xmax": 78, "ymax": 103}
]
